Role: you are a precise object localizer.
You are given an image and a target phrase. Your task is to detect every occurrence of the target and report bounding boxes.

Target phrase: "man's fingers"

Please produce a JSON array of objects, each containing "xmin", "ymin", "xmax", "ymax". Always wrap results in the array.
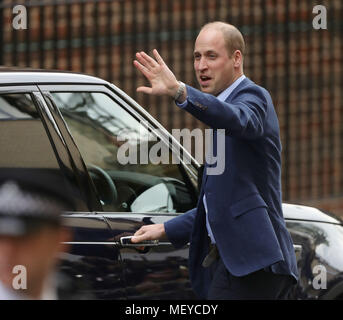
[
  {"xmin": 133, "ymin": 227, "xmax": 147, "ymax": 237},
  {"xmin": 134, "ymin": 229, "xmax": 143, "ymax": 236},
  {"xmin": 137, "ymin": 86, "xmax": 153, "ymax": 95},
  {"xmin": 139, "ymin": 51, "xmax": 159, "ymax": 68},
  {"xmin": 131, "ymin": 224, "xmax": 165, "ymax": 244},
  {"xmin": 130, "ymin": 234, "xmax": 147, "ymax": 251},
  {"xmin": 133, "ymin": 60, "xmax": 152, "ymax": 80},
  {"xmin": 131, "ymin": 234, "xmax": 146, "ymax": 243},
  {"xmin": 153, "ymin": 49, "xmax": 165, "ymax": 66},
  {"xmin": 135, "ymin": 52, "xmax": 152, "ymax": 69},
  {"xmin": 131, "ymin": 229, "xmax": 150, "ymax": 243}
]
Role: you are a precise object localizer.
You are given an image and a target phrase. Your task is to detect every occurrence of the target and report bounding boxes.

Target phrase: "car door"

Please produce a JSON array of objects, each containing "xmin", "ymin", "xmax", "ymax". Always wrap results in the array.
[
  {"xmin": 39, "ymin": 84, "xmax": 199, "ymax": 299},
  {"xmin": 0, "ymin": 86, "xmax": 126, "ymax": 300}
]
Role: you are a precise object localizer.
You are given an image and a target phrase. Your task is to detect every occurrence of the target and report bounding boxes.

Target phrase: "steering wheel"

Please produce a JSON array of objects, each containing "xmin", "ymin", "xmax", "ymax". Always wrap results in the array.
[{"xmin": 87, "ymin": 164, "xmax": 118, "ymax": 206}]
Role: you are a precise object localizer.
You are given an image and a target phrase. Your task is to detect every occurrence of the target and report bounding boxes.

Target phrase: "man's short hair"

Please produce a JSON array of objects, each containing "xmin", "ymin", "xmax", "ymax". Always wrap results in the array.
[{"xmin": 201, "ymin": 21, "xmax": 246, "ymax": 58}]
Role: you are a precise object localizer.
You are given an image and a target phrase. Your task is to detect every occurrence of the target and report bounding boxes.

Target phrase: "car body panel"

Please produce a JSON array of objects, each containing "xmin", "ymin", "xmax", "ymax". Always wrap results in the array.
[
  {"xmin": 59, "ymin": 213, "xmax": 125, "ymax": 299},
  {"xmin": 286, "ymin": 219, "xmax": 343, "ymax": 299},
  {"xmin": 104, "ymin": 213, "xmax": 195, "ymax": 299},
  {"xmin": 283, "ymin": 203, "xmax": 342, "ymax": 225}
]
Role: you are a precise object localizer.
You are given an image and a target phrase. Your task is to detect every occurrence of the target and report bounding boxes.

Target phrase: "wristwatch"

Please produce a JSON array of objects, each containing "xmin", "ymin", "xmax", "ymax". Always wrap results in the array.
[{"xmin": 173, "ymin": 81, "xmax": 186, "ymax": 101}]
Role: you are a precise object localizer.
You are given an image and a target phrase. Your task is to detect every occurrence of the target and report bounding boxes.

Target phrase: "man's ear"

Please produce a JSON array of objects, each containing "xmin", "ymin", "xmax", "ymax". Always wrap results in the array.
[{"xmin": 233, "ymin": 50, "xmax": 243, "ymax": 68}]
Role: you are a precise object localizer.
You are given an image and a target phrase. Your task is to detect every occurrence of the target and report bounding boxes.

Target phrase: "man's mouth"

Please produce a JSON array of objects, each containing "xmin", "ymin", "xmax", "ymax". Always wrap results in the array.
[{"xmin": 199, "ymin": 75, "xmax": 212, "ymax": 86}]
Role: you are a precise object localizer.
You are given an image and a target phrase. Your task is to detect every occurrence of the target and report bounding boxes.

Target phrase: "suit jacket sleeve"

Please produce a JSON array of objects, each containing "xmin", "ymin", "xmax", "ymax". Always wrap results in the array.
[
  {"xmin": 183, "ymin": 85, "xmax": 268, "ymax": 140},
  {"xmin": 164, "ymin": 207, "xmax": 196, "ymax": 249}
]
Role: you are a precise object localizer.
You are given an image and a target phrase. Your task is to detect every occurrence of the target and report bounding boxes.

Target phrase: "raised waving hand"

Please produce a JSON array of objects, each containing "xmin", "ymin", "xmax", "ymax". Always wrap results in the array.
[{"xmin": 133, "ymin": 49, "xmax": 186, "ymax": 101}]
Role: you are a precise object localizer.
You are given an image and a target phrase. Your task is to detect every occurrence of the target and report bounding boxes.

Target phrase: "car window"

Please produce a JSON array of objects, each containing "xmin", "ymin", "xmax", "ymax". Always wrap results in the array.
[
  {"xmin": 0, "ymin": 93, "xmax": 60, "ymax": 169},
  {"xmin": 50, "ymin": 91, "xmax": 195, "ymax": 213}
]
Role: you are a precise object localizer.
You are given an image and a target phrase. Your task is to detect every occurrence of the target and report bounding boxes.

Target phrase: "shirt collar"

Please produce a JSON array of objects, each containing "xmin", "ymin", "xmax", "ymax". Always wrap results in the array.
[{"xmin": 216, "ymin": 74, "xmax": 246, "ymax": 102}]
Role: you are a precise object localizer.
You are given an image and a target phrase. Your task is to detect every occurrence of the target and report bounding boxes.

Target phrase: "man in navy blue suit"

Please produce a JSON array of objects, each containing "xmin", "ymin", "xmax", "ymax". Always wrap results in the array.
[{"xmin": 132, "ymin": 21, "xmax": 298, "ymax": 299}]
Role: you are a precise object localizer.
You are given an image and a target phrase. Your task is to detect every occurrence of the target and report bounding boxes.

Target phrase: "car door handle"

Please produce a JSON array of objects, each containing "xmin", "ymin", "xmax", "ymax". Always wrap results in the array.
[{"xmin": 120, "ymin": 236, "xmax": 159, "ymax": 247}]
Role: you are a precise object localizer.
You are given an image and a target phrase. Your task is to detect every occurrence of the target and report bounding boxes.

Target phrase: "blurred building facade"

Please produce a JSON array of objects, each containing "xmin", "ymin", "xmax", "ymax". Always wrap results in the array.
[{"xmin": 0, "ymin": 0, "xmax": 342, "ymax": 215}]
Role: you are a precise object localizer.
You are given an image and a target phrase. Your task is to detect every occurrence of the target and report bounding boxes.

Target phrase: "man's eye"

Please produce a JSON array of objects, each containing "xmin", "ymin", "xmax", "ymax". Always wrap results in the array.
[{"xmin": 209, "ymin": 55, "xmax": 217, "ymax": 59}]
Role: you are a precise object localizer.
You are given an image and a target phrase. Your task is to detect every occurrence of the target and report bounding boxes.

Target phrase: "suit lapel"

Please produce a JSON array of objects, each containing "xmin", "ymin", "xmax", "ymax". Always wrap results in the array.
[
  {"xmin": 203, "ymin": 78, "xmax": 251, "ymax": 185},
  {"xmin": 225, "ymin": 77, "xmax": 251, "ymax": 103}
]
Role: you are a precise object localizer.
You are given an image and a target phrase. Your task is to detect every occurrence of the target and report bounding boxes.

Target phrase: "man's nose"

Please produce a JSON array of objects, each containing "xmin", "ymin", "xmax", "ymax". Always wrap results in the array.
[{"xmin": 197, "ymin": 57, "xmax": 208, "ymax": 71}]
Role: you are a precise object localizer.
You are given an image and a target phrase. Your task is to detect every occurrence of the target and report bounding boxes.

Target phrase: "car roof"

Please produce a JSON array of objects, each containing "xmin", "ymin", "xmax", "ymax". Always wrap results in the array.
[{"xmin": 0, "ymin": 67, "xmax": 107, "ymax": 85}]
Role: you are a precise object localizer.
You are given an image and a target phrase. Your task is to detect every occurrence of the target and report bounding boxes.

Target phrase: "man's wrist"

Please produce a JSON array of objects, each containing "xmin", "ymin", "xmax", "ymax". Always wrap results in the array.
[{"xmin": 173, "ymin": 81, "xmax": 187, "ymax": 103}]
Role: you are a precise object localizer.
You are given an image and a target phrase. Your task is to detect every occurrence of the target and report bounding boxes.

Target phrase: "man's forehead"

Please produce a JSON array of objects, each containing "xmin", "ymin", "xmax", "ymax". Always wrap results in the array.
[
  {"xmin": 194, "ymin": 29, "xmax": 226, "ymax": 53},
  {"xmin": 193, "ymin": 49, "xmax": 218, "ymax": 56}
]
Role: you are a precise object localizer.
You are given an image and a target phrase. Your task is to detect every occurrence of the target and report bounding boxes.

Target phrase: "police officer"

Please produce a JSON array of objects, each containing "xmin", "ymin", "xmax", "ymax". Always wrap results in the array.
[{"xmin": 0, "ymin": 174, "xmax": 74, "ymax": 300}]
